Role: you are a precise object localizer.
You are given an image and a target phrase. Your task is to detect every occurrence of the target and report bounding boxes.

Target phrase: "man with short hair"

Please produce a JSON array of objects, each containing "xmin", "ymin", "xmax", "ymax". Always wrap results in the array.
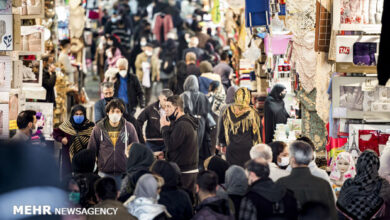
[
  {"xmin": 95, "ymin": 82, "xmax": 115, "ymax": 122},
  {"xmin": 213, "ymin": 51, "xmax": 233, "ymax": 91},
  {"xmin": 185, "ymin": 52, "xmax": 201, "ymax": 77},
  {"xmin": 11, "ymin": 110, "xmax": 37, "ymax": 142},
  {"xmin": 113, "ymin": 58, "xmax": 145, "ymax": 116},
  {"xmin": 239, "ymin": 159, "xmax": 298, "ymax": 220},
  {"xmin": 250, "ymin": 144, "xmax": 289, "ymax": 181},
  {"xmin": 160, "ymin": 95, "xmax": 198, "ymax": 195},
  {"xmin": 192, "ymin": 170, "xmax": 234, "ymax": 220},
  {"xmin": 182, "ymin": 36, "xmax": 204, "ymax": 60},
  {"xmin": 58, "ymin": 39, "xmax": 75, "ymax": 84},
  {"xmin": 276, "ymin": 141, "xmax": 336, "ymax": 219},
  {"xmin": 88, "ymin": 99, "xmax": 139, "ymax": 189},
  {"xmin": 89, "ymin": 177, "xmax": 136, "ymax": 220},
  {"xmin": 137, "ymin": 89, "xmax": 173, "ymax": 152}
]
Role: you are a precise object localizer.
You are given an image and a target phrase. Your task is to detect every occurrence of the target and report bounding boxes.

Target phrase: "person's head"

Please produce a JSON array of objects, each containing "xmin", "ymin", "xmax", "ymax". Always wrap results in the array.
[
  {"xmin": 297, "ymin": 136, "xmax": 316, "ymax": 161},
  {"xmin": 105, "ymin": 99, "xmax": 125, "ymax": 124},
  {"xmin": 183, "ymin": 75, "xmax": 199, "ymax": 92},
  {"xmin": 70, "ymin": 105, "xmax": 86, "ymax": 125},
  {"xmin": 185, "ymin": 52, "xmax": 197, "ymax": 65},
  {"xmin": 16, "ymin": 110, "xmax": 37, "ymax": 134},
  {"xmin": 60, "ymin": 39, "xmax": 71, "ymax": 52},
  {"xmin": 188, "ymin": 36, "xmax": 199, "ymax": 48},
  {"xmin": 356, "ymin": 150, "xmax": 380, "ymax": 177},
  {"xmin": 234, "ymin": 87, "xmax": 251, "ymax": 107},
  {"xmin": 204, "ymin": 156, "xmax": 230, "ymax": 184},
  {"xmin": 220, "ymin": 51, "xmax": 229, "ymax": 62},
  {"xmin": 250, "ymin": 144, "xmax": 273, "ymax": 163},
  {"xmin": 143, "ymin": 43, "xmax": 154, "ymax": 56},
  {"xmin": 134, "ymin": 174, "xmax": 164, "ymax": 200},
  {"xmin": 196, "ymin": 170, "xmax": 218, "ymax": 201},
  {"xmin": 330, "ymin": 152, "xmax": 356, "ymax": 182},
  {"xmin": 165, "ymin": 95, "xmax": 184, "ymax": 120},
  {"xmin": 150, "ymin": 160, "xmax": 181, "ymax": 189},
  {"xmin": 94, "ymin": 177, "xmax": 118, "ymax": 202},
  {"xmin": 226, "ymin": 86, "xmax": 238, "ymax": 104},
  {"xmin": 101, "ymin": 82, "xmax": 115, "ymax": 103},
  {"xmin": 158, "ymin": 89, "xmax": 173, "ymax": 110},
  {"xmin": 72, "ymin": 149, "xmax": 96, "ymax": 174},
  {"xmin": 245, "ymin": 159, "xmax": 270, "ymax": 185},
  {"xmin": 289, "ymin": 141, "xmax": 313, "ymax": 168},
  {"xmin": 269, "ymin": 141, "xmax": 289, "ymax": 168},
  {"xmin": 176, "ymin": 60, "xmax": 187, "ymax": 76},
  {"xmin": 116, "ymin": 58, "xmax": 128, "ymax": 71},
  {"xmin": 225, "ymin": 165, "xmax": 248, "ymax": 196},
  {"xmin": 269, "ymin": 84, "xmax": 287, "ymax": 101},
  {"xmin": 299, "ymin": 202, "xmax": 331, "ymax": 220},
  {"xmin": 42, "ymin": 55, "xmax": 54, "ymax": 68},
  {"xmin": 199, "ymin": 61, "xmax": 213, "ymax": 74},
  {"xmin": 126, "ymin": 143, "xmax": 154, "ymax": 172}
]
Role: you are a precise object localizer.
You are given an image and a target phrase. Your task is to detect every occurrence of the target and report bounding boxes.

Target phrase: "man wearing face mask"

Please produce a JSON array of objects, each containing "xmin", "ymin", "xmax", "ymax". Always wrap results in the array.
[
  {"xmin": 95, "ymin": 82, "xmax": 115, "ymax": 122},
  {"xmin": 88, "ymin": 99, "xmax": 139, "ymax": 189},
  {"xmin": 104, "ymin": 10, "xmax": 132, "ymax": 54},
  {"xmin": 264, "ymin": 84, "xmax": 290, "ymax": 144},
  {"xmin": 160, "ymin": 95, "xmax": 199, "ymax": 197},
  {"xmin": 113, "ymin": 58, "xmax": 145, "ymax": 116},
  {"xmin": 135, "ymin": 42, "xmax": 160, "ymax": 105},
  {"xmin": 11, "ymin": 110, "xmax": 37, "ymax": 143}
]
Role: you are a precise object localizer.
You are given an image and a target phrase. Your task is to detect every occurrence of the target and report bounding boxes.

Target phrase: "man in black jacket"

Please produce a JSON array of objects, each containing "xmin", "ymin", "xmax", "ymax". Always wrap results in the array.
[
  {"xmin": 161, "ymin": 95, "xmax": 198, "ymax": 196},
  {"xmin": 114, "ymin": 58, "xmax": 145, "ymax": 116},
  {"xmin": 41, "ymin": 55, "xmax": 56, "ymax": 107},
  {"xmin": 239, "ymin": 159, "xmax": 298, "ymax": 220},
  {"xmin": 137, "ymin": 89, "xmax": 173, "ymax": 152}
]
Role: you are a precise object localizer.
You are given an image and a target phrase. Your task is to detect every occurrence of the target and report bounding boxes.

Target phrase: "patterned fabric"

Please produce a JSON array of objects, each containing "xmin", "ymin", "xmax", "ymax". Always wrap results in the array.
[
  {"xmin": 337, "ymin": 150, "xmax": 384, "ymax": 220},
  {"xmin": 297, "ymin": 89, "xmax": 327, "ymax": 150},
  {"xmin": 59, "ymin": 120, "xmax": 94, "ymax": 160}
]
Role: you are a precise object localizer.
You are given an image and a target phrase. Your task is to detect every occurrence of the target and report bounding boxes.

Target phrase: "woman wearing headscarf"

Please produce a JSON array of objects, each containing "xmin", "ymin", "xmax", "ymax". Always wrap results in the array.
[
  {"xmin": 337, "ymin": 150, "xmax": 390, "ymax": 220},
  {"xmin": 224, "ymin": 165, "xmax": 248, "ymax": 219},
  {"xmin": 124, "ymin": 174, "xmax": 171, "ymax": 220},
  {"xmin": 159, "ymin": 38, "xmax": 178, "ymax": 88},
  {"xmin": 181, "ymin": 75, "xmax": 212, "ymax": 168},
  {"xmin": 104, "ymin": 35, "xmax": 124, "ymax": 70},
  {"xmin": 119, "ymin": 143, "xmax": 155, "ymax": 202},
  {"xmin": 53, "ymin": 105, "xmax": 95, "ymax": 179},
  {"xmin": 150, "ymin": 160, "xmax": 193, "ymax": 220},
  {"xmin": 264, "ymin": 84, "xmax": 290, "ymax": 144},
  {"xmin": 218, "ymin": 87, "xmax": 262, "ymax": 167},
  {"xmin": 168, "ymin": 60, "xmax": 188, "ymax": 95},
  {"xmin": 204, "ymin": 155, "xmax": 230, "ymax": 200}
]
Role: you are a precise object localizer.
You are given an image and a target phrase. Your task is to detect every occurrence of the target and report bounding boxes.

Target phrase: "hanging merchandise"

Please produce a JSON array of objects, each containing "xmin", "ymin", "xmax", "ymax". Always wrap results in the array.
[
  {"xmin": 69, "ymin": 0, "xmax": 85, "ymax": 39},
  {"xmin": 264, "ymin": 34, "xmax": 292, "ymax": 55},
  {"xmin": 211, "ymin": 0, "xmax": 221, "ymax": 24},
  {"xmin": 242, "ymin": 38, "xmax": 261, "ymax": 63},
  {"xmin": 377, "ymin": 0, "xmax": 389, "ymax": 85},
  {"xmin": 286, "ymin": 0, "xmax": 316, "ymax": 37},
  {"xmin": 152, "ymin": 13, "xmax": 174, "ymax": 43},
  {"xmin": 245, "ymin": 0, "xmax": 270, "ymax": 28}
]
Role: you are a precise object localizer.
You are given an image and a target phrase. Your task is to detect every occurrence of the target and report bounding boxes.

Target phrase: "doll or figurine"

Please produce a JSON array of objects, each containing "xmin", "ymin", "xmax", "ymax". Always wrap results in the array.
[{"xmin": 330, "ymin": 152, "xmax": 356, "ymax": 196}]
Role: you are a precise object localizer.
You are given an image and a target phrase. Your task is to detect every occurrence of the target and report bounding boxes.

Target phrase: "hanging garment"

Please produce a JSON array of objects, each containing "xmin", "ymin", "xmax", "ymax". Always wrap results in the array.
[
  {"xmin": 152, "ymin": 14, "xmax": 174, "ymax": 43},
  {"xmin": 315, "ymin": 52, "xmax": 331, "ymax": 123},
  {"xmin": 377, "ymin": 0, "xmax": 389, "ymax": 85}
]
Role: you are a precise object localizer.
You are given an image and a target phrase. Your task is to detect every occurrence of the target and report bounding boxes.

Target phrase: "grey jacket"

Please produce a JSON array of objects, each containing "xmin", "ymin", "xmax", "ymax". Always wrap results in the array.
[{"xmin": 87, "ymin": 118, "xmax": 139, "ymax": 174}]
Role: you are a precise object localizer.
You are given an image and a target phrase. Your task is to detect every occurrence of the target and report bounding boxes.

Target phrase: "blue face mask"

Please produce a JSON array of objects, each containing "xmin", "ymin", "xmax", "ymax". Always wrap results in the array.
[
  {"xmin": 73, "ymin": 115, "xmax": 84, "ymax": 124},
  {"xmin": 69, "ymin": 192, "xmax": 80, "ymax": 204}
]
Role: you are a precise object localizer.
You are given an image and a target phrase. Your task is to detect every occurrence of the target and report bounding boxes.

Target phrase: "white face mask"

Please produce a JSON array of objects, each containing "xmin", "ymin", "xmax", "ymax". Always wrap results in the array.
[
  {"xmin": 145, "ymin": 50, "xmax": 153, "ymax": 56},
  {"xmin": 119, "ymin": 70, "xmax": 127, "ymax": 78},
  {"xmin": 109, "ymin": 113, "xmax": 122, "ymax": 123},
  {"xmin": 278, "ymin": 156, "xmax": 290, "ymax": 167},
  {"xmin": 140, "ymin": 41, "xmax": 147, "ymax": 47}
]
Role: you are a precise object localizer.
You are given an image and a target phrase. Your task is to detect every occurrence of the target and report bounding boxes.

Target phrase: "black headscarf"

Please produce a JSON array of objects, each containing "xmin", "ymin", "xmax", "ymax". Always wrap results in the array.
[
  {"xmin": 70, "ymin": 105, "xmax": 94, "ymax": 131},
  {"xmin": 337, "ymin": 150, "xmax": 385, "ymax": 219},
  {"xmin": 264, "ymin": 84, "xmax": 289, "ymax": 144},
  {"xmin": 151, "ymin": 160, "xmax": 181, "ymax": 190},
  {"xmin": 72, "ymin": 149, "xmax": 96, "ymax": 174},
  {"xmin": 126, "ymin": 143, "xmax": 155, "ymax": 173},
  {"xmin": 206, "ymin": 156, "xmax": 230, "ymax": 184}
]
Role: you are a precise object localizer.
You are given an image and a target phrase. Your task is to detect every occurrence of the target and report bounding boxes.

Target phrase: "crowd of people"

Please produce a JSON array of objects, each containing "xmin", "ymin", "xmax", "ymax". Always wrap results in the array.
[{"xmin": 4, "ymin": 0, "xmax": 390, "ymax": 219}]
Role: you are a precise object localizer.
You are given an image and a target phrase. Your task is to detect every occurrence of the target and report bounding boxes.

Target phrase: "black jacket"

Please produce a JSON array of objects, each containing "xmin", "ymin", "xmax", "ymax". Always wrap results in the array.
[
  {"xmin": 137, "ymin": 101, "xmax": 163, "ymax": 144},
  {"xmin": 264, "ymin": 84, "xmax": 289, "ymax": 144},
  {"xmin": 242, "ymin": 178, "xmax": 298, "ymax": 220},
  {"xmin": 114, "ymin": 73, "xmax": 145, "ymax": 111},
  {"xmin": 162, "ymin": 114, "xmax": 198, "ymax": 172},
  {"xmin": 42, "ymin": 68, "xmax": 56, "ymax": 106},
  {"xmin": 378, "ymin": 0, "xmax": 390, "ymax": 85},
  {"xmin": 186, "ymin": 64, "xmax": 201, "ymax": 77},
  {"xmin": 192, "ymin": 196, "xmax": 234, "ymax": 220}
]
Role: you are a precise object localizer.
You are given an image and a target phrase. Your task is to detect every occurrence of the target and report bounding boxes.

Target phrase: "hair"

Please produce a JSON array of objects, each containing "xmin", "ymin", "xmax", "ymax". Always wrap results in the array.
[
  {"xmin": 197, "ymin": 170, "xmax": 218, "ymax": 194},
  {"xmin": 297, "ymin": 136, "xmax": 316, "ymax": 152},
  {"xmin": 250, "ymin": 144, "xmax": 273, "ymax": 161},
  {"xmin": 101, "ymin": 81, "xmax": 114, "ymax": 90},
  {"xmin": 105, "ymin": 98, "xmax": 125, "ymax": 114},
  {"xmin": 189, "ymin": 36, "xmax": 199, "ymax": 47},
  {"xmin": 199, "ymin": 61, "xmax": 213, "ymax": 73},
  {"xmin": 220, "ymin": 51, "xmax": 229, "ymax": 61},
  {"xmin": 160, "ymin": 89, "xmax": 173, "ymax": 98},
  {"xmin": 290, "ymin": 141, "xmax": 313, "ymax": 166},
  {"xmin": 94, "ymin": 177, "xmax": 117, "ymax": 201},
  {"xmin": 245, "ymin": 159, "xmax": 270, "ymax": 179},
  {"xmin": 166, "ymin": 95, "xmax": 184, "ymax": 111},
  {"xmin": 186, "ymin": 52, "xmax": 197, "ymax": 62},
  {"xmin": 269, "ymin": 141, "xmax": 288, "ymax": 164},
  {"xmin": 299, "ymin": 202, "xmax": 331, "ymax": 220},
  {"xmin": 116, "ymin": 58, "xmax": 128, "ymax": 70},
  {"xmin": 17, "ymin": 110, "xmax": 36, "ymax": 129},
  {"xmin": 60, "ymin": 39, "xmax": 71, "ymax": 48}
]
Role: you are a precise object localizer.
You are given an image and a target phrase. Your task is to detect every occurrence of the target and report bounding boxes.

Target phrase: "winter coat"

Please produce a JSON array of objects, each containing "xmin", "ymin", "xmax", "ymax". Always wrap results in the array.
[
  {"xmin": 113, "ymin": 72, "xmax": 145, "ymax": 110},
  {"xmin": 192, "ymin": 196, "xmax": 234, "ymax": 220},
  {"xmin": 42, "ymin": 68, "xmax": 56, "ymax": 106},
  {"xmin": 135, "ymin": 52, "xmax": 160, "ymax": 83},
  {"xmin": 162, "ymin": 114, "xmax": 199, "ymax": 172},
  {"xmin": 137, "ymin": 101, "xmax": 164, "ymax": 145},
  {"xmin": 87, "ymin": 118, "xmax": 139, "ymax": 174}
]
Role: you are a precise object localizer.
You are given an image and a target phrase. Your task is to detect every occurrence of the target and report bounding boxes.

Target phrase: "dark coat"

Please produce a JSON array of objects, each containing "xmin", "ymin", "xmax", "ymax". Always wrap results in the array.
[
  {"xmin": 186, "ymin": 63, "xmax": 201, "ymax": 77},
  {"xmin": 42, "ymin": 68, "xmax": 56, "ymax": 106},
  {"xmin": 378, "ymin": 0, "xmax": 390, "ymax": 85},
  {"xmin": 192, "ymin": 196, "xmax": 234, "ymax": 220},
  {"xmin": 162, "ymin": 114, "xmax": 198, "ymax": 172},
  {"xmin": 276, "ymin": 167, "xmax": 337, "ymax": 219},
  {"xmin": 137, "ymin": 101, "xmax": 163, "ymax": 145},
  {"xmin": 264, "ymin": 84, "xmax": 290, "ymax": 144},
  {"xmin": 113, "ymin": 73, "xmax": 145, "ymax": 111}
]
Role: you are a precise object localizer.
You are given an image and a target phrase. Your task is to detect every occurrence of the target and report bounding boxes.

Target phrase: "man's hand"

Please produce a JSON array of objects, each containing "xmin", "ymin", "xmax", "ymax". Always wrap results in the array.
[{"xmin": 160, "ymin": 116, "xmax": 170, "ymax": 128}]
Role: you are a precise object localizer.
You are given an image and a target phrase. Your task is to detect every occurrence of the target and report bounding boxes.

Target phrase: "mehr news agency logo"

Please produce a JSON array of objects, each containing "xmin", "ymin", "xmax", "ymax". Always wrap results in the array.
[{"xmin": 13, "ymin": 205, "xmax": 119, "ymax": 216}]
